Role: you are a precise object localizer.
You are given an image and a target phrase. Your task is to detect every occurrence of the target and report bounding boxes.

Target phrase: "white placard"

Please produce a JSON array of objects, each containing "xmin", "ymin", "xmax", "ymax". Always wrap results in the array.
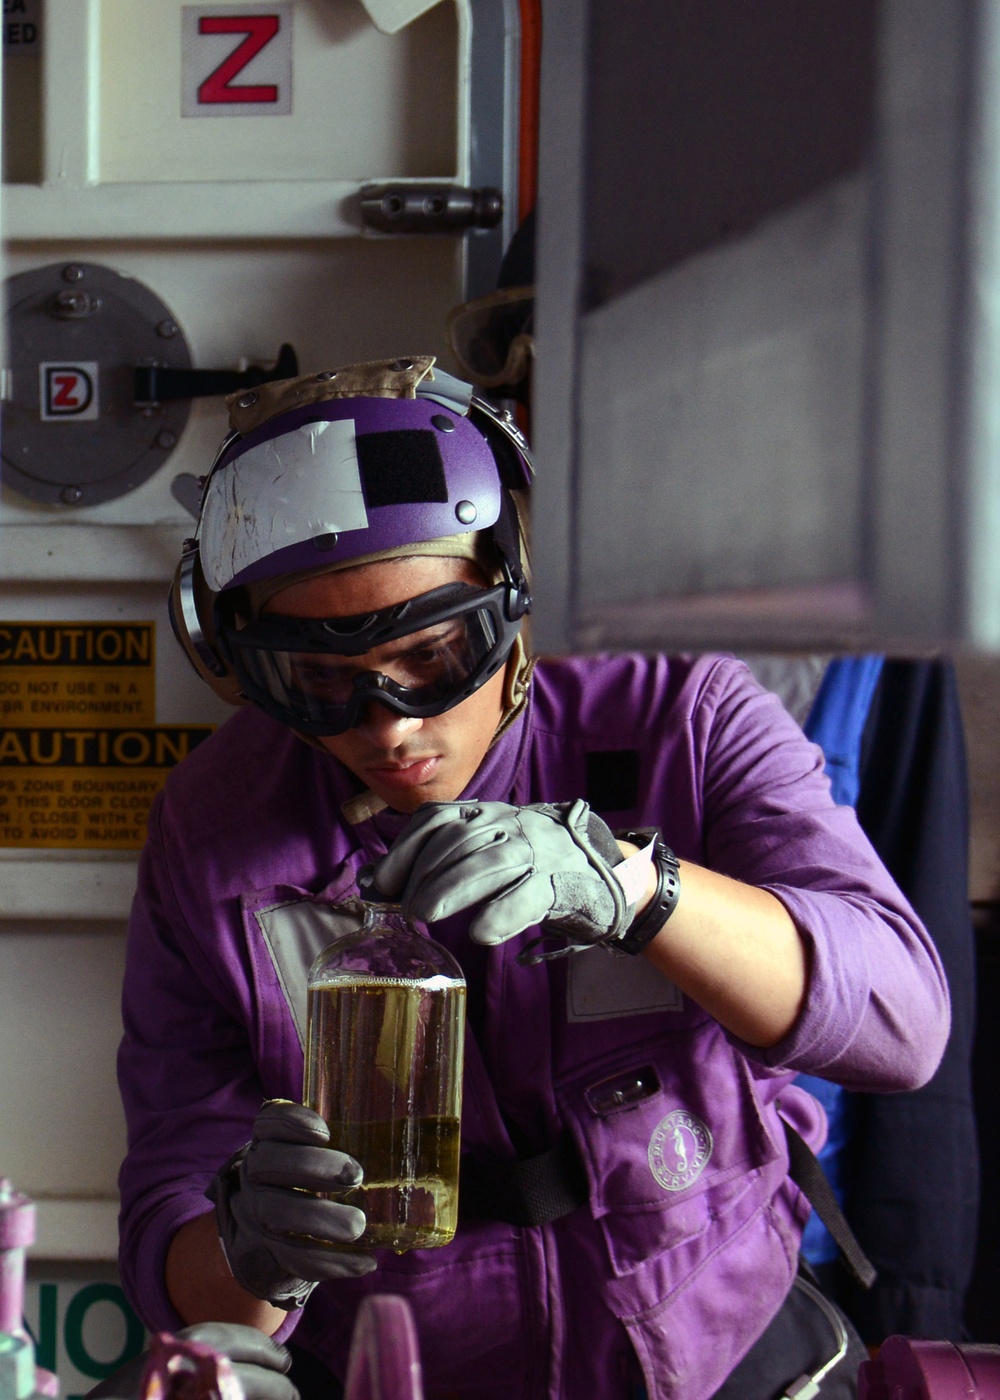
[{"xmin": 182, "ymin": 4, "xmax": 293, "ymax": 117}]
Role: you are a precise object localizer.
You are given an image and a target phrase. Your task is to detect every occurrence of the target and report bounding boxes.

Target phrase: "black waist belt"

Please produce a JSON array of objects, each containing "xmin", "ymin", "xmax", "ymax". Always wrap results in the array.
[
  {"xmin": 459, "ymin": 1123, "xmax": 876, "ymax": 1290},
  {"xmin": 459, "ymin": 1134, "xmax": 588, "ymax": 1228}
]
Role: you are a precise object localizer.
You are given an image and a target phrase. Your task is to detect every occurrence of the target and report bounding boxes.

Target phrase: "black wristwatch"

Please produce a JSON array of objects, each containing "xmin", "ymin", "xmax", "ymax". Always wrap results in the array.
[{"xmin": 613, "ymin": 829, "xmax": 682, "ymax": 956}]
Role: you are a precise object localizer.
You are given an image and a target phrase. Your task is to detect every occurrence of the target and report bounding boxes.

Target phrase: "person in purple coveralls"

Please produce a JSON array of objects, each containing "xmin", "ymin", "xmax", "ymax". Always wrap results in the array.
[{"xmin": 115, "ymin": 356, "xmax": 950, "ymax": 1400}]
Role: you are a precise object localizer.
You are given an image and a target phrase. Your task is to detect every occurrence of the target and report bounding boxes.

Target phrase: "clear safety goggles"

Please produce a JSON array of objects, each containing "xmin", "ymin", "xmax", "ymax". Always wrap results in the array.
[
  {"xmin": 447, "ymin": 286, "xmax": 535, "ymax": 389},
  {"xmin": 220, "ymin": 582, "xmax": 523, "ymax": 736}
]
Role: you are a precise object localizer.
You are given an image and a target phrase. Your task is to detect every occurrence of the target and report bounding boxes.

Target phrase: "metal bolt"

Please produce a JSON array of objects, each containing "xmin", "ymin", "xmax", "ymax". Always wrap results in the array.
[
  {"xmin": 157, "ymin": 319, "xmax": 178, "ymax": 339},
  {"xmin": 315, "ymin": 370, "xmax": 337, "ymax": 381},
  {"xmin": 313, "ymin": 533, "xmax": 339, "ymax": 551},
  {"xmin": 62, "ymin": 264, "xmax": 85, "ymax": 282},
  {"xmin": 238, "ymin": 392, "xmax": 258, "ymax": 408},
  {"xmin": 390, "ymin": 358, "xmax": 414, "ymax": 372},
  {"xmin": 50, "ymin": 289, "xmax": 100, "ymax": 319},
  {"xmin": 455, "ymin": 500, "xmax": 477, "ymax": 525},
  {"xmin": 60, "ymin": 486, "xmax": 84, "ymax": 504},
  {"xmin": 155, "ymin": 429, "xmax": 177, "ymax": 450},
  {"xmin": 431, "ymin": 414, "xmax": 456, "ymax": 433}
]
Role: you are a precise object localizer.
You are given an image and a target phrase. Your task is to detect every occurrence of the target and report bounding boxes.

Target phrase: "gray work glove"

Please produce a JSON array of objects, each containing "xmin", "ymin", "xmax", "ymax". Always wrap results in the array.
[
  {"xmin": 206, "ymin": 1100, "xmax": 376, "ymax": 1310},
  {"xmin": 85, "ymin": 1324, "xmax": 297, "ymax": 1400},
  {"xmin": 360, "ymin": 799, "xmax": 632, "ymax": 954}
]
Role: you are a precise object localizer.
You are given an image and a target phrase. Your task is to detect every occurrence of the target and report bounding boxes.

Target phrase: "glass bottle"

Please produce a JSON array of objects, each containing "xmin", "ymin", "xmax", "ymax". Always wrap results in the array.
[{"xmin": 304, "ymin": 899, "xmax": 466, "ymax": 1253}]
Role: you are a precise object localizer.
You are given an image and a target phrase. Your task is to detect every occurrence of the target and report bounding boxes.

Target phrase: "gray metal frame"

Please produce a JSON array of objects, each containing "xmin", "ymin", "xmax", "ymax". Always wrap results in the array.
[
  {"xmin": 465, "ymin": 0, "xmax": 522, "ymax": 302},
  {"xmin": 531, "ymin": 0, "xmax": 1000, "ymax": 654},
  {"xmin": 531, "ymin": 1, "xmax": 586, "ymax": 654}
]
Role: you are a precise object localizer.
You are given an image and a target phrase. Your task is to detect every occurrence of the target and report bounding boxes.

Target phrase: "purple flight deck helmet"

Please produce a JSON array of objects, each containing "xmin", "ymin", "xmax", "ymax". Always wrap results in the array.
[{"xmin": 172, "ymin": 357, "xmax": 533, "ymax": 735}]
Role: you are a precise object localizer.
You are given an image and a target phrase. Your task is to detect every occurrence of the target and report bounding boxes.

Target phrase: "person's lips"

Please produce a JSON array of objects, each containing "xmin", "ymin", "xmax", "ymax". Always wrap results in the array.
[{"xmin": 364, "ymin": 755, "xmax": 442, "ymax": 789}]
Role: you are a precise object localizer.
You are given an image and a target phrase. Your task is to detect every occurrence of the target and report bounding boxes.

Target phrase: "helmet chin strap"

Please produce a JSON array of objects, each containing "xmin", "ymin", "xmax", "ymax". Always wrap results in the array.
[{"xmin": 494, "ymin": 634, "xmax": 535, "ymax": 743}]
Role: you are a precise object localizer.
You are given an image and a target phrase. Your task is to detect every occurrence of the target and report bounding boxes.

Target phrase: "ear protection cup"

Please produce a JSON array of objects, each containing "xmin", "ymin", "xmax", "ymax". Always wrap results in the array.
[{"xmin": 168, "ymin": 545, "xmax": 246, "ymax": 709}]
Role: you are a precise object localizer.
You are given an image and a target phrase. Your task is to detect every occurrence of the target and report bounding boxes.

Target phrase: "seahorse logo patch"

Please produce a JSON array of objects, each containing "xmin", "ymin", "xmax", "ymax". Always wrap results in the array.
[{"xmin": 648, "ymin": 1109, "xmax": 713, "ymax": 1192}]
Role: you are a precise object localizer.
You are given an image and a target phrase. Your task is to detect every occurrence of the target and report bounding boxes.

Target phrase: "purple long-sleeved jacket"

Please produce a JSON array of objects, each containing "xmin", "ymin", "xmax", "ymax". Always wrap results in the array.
[{"xmin": 117, "ymin": 653, "xmax": 949, "ymax": 1400}]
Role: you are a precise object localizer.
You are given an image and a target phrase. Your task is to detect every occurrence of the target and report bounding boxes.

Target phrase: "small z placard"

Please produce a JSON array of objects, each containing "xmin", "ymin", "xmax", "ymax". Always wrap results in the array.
[
  {"xmin": 182, "ymin": 4, "xmax": 292, "ymax": 117},
  {"xmin": 39, "ymin": 363, "xmax": 99, "ymax": 422}
]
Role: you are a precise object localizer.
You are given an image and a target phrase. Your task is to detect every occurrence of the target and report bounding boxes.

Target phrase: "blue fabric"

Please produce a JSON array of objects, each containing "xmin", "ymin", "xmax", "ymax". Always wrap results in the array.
[
  {"xmin": 797, "ymin": 655, "xmax": 884, "ymax": 1263},
  {"xmin": 805, "ymin": 656, "xmax": 885, "ymax": 808}
]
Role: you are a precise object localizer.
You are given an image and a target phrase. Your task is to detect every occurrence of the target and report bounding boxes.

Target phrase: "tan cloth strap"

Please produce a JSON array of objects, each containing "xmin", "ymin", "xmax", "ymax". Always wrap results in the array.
[{"xmin": 225, "ymin": 355, "xmax": 437, "ymax": 435}]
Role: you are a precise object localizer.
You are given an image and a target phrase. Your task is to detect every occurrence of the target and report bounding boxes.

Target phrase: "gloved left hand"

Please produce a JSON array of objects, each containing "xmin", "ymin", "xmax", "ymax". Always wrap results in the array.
[
  {"xmin": 360, "ymin": 799, "xmax": 634, "ymax": 949},
  {"xmin": 206, "ymin": 1100, "xmax": 376, "ymax": 1311},
  {"xmin": 84, "ymin": 1324, "xmax": 297, "ymax": 1400}
]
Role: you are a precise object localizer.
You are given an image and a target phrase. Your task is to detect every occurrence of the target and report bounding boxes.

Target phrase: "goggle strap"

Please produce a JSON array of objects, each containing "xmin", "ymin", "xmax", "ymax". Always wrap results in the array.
[{"xmin": 491, "ymin": 488, "xmax": 530, "ymax": 607}]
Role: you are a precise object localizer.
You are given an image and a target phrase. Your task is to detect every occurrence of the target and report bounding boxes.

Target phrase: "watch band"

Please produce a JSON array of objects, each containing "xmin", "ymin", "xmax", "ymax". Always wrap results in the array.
[{"xmin": 613, "ymin": 831, "xmax": 681, "ymax": 956}]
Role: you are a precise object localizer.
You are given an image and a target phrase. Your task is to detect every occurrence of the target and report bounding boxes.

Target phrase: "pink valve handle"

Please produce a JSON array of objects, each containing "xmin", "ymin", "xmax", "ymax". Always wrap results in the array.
[
  {"xmin": 0, "ymin": 1181, "xmax": 34, "ymax": 1341},
  {"xmin": 139, "ymin": 1335, "xmax": 244, "ymax": 1400},
  {"xmin": 344, "ymin": 1296, "xmax": 424, "ymax": 1400},
  {"xmin": 0, "ymin": 1179, "xmax": 58, "ymax": 1398},
  {"xmin": 859, "ymin": 1336, "xmax": 1000, "ymax": 1400}
]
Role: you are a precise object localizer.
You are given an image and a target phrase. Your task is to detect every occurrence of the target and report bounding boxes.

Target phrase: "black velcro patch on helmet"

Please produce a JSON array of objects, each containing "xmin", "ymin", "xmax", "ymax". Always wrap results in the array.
[
  {"xmin": 585, "ymin": 750, "xmax": 640, "ymax": 813},
  {"xmin": 356, "ymin": 430, "xmax": 449, "ymax": 506}
]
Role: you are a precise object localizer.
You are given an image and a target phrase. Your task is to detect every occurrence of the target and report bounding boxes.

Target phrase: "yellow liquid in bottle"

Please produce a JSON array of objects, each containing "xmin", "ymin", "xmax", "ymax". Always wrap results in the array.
[{"xmin": 305, "ymin": 976, "xmax": 465, "ymax": 1252}]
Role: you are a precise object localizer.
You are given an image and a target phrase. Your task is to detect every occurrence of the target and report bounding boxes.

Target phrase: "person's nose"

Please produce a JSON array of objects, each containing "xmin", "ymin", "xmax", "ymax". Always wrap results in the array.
[{"xmin": 355, "ymin": 698, "xmax": 423, "ymax": 747}]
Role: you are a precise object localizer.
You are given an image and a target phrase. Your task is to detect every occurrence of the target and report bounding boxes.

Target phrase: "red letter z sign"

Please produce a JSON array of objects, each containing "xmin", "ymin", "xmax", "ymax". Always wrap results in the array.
[{"xmin": 198, "ymin": 15, "xmax": 281, "ymax": 104}]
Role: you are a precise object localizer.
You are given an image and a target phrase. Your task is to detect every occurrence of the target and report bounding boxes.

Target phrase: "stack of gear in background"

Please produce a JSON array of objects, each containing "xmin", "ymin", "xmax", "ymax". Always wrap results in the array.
[{"xmin": 752, "ymin": 653, "xmax": 979, "ymax": 1343}]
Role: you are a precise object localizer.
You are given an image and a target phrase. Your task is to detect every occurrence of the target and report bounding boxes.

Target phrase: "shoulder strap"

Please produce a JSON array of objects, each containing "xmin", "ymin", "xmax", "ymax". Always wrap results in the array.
[{"xmin": 783, "ymin": 1120, "xmax": 876, "ymax": 1289}]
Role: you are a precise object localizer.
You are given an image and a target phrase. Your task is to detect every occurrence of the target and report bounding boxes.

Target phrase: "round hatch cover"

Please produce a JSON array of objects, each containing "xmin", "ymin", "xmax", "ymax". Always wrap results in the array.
[{"xmin": 2, "ymin": 261, "xmax": 194, "ymax": 506}]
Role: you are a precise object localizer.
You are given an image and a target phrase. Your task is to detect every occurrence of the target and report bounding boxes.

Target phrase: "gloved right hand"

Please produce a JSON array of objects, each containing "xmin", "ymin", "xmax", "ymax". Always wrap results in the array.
[{"xmin": 206, "ymin": 1099, "xmax": 376, "ymax": 1309}]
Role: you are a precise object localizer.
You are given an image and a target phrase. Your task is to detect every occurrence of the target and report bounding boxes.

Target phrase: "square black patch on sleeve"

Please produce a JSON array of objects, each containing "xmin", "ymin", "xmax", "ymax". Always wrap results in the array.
[
  {"xmin": 585, "ymin": 749, "xmax": 641, "ymax": 813},
  {"xmin": 356, "ymin": 429, "xmax": 449, "ymax": 507}
]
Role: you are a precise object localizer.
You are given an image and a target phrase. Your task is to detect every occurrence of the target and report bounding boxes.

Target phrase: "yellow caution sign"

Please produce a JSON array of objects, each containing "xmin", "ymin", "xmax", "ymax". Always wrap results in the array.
[{"xmin": 0, "ymin": 623, "xmax": 214, "ymax": 850}]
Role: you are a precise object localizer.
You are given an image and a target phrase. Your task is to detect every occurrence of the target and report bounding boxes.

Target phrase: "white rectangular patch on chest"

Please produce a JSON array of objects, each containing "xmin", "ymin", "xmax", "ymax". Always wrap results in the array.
[
  {"xmin": 566, "ymin": 944, "xmax": 683, "ymax": 1021},
  {"xmin": 252, "ymin": 897, "xmax": 362, "ymax": 1047}
]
